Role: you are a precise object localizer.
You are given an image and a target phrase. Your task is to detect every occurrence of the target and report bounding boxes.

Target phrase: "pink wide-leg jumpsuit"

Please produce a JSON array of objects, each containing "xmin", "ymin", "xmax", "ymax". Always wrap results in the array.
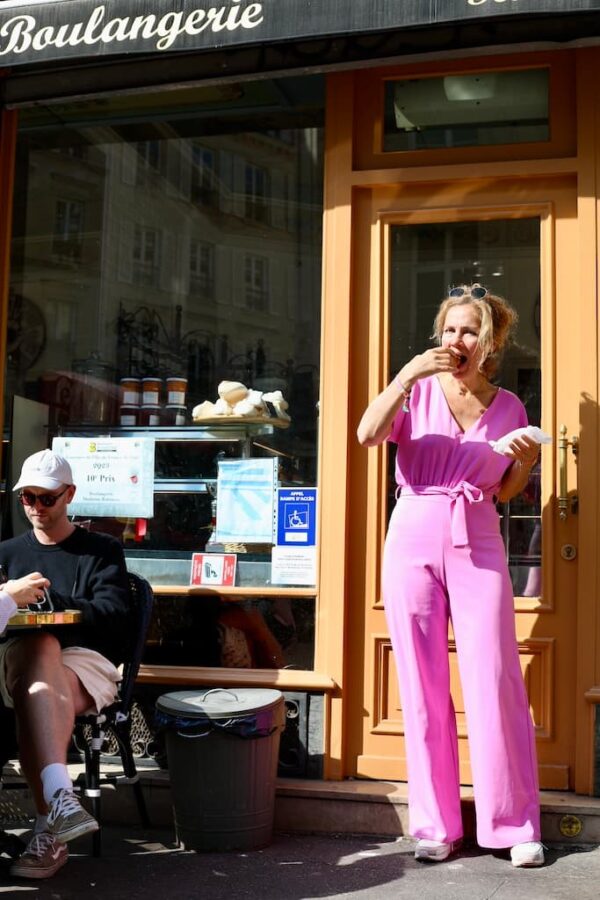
[{"xmin": 382, "ymin": 375, "xmax": 541, "ymax": 849}]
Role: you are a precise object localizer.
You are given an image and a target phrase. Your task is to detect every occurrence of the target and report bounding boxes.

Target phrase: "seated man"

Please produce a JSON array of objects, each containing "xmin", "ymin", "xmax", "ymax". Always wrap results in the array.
[{"xmin": 0, "ymin": 449, "xmax": 130, "ymax": 879}]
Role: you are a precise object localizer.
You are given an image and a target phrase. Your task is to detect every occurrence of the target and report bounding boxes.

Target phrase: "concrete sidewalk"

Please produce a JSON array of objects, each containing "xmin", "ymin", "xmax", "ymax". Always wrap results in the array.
[{"xmin": 0, "ymin": 826, "xmax": 598, "ymax": 900}]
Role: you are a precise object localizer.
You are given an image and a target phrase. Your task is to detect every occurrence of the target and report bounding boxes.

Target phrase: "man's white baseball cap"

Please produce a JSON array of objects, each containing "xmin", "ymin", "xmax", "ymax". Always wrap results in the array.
[{"xmin": 12, "ymin": 449, "xmax": 73, "ymax": 492}]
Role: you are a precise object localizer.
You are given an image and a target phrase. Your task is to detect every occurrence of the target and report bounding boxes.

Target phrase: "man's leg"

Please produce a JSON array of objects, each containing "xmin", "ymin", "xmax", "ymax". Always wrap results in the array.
[{"xmin": 5, "ymin": 633, "xmax": 98, "ymax": 839}]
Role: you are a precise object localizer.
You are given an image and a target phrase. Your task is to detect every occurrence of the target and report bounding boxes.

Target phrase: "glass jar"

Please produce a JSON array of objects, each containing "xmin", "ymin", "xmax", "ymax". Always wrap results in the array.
[
  {"xmin": 120, "ymin": 377, "xmax": 141, "ymax": 406},
  {"xmin": 163, "ymin": 405, "xmax": 187, "ymax": 426},
  {"xmin": 120, "ymin": 405, "xmax": 138, "ymax": 426},
  {"xmin": 142, "ymin": 377, "xmax": 162, "ymax": 405},
  {"xmin": 166, "ymin": 376, "xmax": 188, "ymax": 406},
  {"xmin": 139, "ymin": 404, "xmax": 161, "ymax": 426}
]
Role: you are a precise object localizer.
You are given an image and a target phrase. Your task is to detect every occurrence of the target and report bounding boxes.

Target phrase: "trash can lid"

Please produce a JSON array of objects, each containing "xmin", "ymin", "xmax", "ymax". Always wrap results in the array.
[{"xmin": 156, "ymin": 688, "xmax": 284, "ymax": 720}]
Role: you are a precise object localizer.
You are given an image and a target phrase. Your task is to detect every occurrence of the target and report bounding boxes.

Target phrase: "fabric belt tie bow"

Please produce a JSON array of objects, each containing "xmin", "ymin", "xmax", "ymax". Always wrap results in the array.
[{"xmin": 399, "ymin": 481, "xmax": 492, "ymax": 548}]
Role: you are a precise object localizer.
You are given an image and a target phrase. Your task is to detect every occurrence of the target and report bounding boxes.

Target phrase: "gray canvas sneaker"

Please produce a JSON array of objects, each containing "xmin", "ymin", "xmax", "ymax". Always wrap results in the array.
[
  {"xmin": 46, "ymin": 788, "xmax": 99, "ymax": 843},
  {"xmin": 10, "ymin": 831, "xmax": 68, "ymax": 879}
]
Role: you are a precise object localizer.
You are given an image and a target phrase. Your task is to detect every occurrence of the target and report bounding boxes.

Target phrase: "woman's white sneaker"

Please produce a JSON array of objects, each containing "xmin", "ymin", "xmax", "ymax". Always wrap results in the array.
[
  {"xmin": 510, "ymin": 841, "xmax": 545, "ymax": 867},
  {"xmin": 414, "ymin": 839, "xmax": 458, "ymax": 862}
]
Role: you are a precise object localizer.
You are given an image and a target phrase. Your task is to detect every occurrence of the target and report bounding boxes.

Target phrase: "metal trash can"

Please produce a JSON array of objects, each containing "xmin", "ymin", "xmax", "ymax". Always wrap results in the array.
[{"xmin": 155, "ymin": 688, "xmax": 285, "ymax": 851}]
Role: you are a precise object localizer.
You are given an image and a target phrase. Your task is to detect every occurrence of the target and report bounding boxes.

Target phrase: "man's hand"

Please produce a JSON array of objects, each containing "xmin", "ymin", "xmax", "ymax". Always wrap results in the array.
[{"xmin": 4, "ymin": 573, "xmax": 51, "ymax": 608}]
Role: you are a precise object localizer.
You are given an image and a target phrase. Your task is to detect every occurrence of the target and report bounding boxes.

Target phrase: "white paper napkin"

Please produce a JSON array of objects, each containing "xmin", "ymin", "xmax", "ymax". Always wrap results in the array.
[{"xmin": 489, "ymin": 425, "xmax": 552, "ymax": 455}]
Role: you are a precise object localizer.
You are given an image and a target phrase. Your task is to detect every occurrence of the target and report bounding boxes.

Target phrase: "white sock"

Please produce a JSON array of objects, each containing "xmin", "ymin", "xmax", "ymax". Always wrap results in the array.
[
  {"xmin": 40, "ymin": 763, "xmax": 72, "ymax": 806},
  {"xmin": 33, "ymin": 813, "xmax": 48, "ymax": 834}
]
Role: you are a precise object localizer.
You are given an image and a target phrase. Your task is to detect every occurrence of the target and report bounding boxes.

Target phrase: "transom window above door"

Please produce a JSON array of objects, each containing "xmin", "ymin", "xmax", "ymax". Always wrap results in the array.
[{"xmin": 383, "ymin": 68, "xmax": 549, "ymax": 152}]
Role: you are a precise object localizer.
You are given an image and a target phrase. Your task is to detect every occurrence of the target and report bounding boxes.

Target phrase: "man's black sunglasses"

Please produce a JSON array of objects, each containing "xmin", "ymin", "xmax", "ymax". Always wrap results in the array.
[
  {"xmin": 449, "ymin": 285, "xmax": 488, "ymax": 300},
  {"xmin": 18, "ymin": 486, "xmax": 69, "ymax": 508}
]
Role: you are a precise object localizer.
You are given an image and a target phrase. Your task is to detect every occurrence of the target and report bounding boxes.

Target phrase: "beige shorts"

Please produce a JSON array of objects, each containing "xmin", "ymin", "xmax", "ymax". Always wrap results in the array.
[{"xmin": 0, "ymin": 640, "xmax": 121, "ymax": 714}]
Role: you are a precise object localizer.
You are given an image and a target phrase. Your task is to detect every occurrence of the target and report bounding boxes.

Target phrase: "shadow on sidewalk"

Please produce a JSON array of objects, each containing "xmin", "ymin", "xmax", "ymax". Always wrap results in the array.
[{"xmin": 0, "ymin": 826, "xmax": 597, "ymax": 900}]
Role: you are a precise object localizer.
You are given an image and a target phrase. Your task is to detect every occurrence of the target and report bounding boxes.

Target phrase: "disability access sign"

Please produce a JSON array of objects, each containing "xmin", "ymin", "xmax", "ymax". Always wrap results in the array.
[
  {"xmin": 276, "ymin": 487, "xmax": 316, "ymax": 547},
  {"xmin": 272, "ymin": 487, "xmax": 317, "ymax": 586},
  {"xmin": 0, "ymin": 0, "xmax": 598, "ymax": 67}
]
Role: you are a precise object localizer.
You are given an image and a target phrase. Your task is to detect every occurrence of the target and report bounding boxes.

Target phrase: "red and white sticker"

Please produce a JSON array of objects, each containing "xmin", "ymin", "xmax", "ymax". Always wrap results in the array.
[{"xmin": 190, "ymin": 553, "xmax": 237, "ymax": 587}]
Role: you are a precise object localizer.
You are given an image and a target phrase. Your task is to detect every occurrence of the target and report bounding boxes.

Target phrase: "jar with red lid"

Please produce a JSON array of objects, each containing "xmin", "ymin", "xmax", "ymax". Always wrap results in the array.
[{"xmin": 142, "ymin": 377, "xmax": 162, "ymax": 405}]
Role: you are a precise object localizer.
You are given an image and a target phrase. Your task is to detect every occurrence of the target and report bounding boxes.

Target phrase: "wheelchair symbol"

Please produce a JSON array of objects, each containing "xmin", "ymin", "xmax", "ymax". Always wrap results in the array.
[{"xmin": 286, "ymin": 506, "xmax": 308, "ymax": 529}]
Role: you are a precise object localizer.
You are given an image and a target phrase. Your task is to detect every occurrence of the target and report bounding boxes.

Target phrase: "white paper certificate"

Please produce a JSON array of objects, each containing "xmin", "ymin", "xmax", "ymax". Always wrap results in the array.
[
  {"xmin": 52, "ymin": 436, "xmax": 155, "ymax": 518},
  {"xmin": 215, "ymin": 458, "xmax": 277, "ymax": 544}
]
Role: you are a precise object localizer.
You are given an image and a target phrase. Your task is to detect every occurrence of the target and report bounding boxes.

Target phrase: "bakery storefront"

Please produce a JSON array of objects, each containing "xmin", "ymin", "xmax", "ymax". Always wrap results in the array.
[{"xmin": 1, "ymin": 0, "xmax": 600, "ymax": 806}]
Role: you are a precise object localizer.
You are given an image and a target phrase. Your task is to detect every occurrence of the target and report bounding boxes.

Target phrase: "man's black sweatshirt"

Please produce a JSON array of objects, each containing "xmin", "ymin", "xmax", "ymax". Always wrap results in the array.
[{"xmin": 0, "ymin": 527, "xmax": 130, "ymax": 665}]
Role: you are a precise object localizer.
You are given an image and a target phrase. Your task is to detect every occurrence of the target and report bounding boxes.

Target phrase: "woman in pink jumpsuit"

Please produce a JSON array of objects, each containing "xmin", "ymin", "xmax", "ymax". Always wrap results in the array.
[{"xmin": 357, "ymin": 285, "xmax": 544, "ymax": 868}]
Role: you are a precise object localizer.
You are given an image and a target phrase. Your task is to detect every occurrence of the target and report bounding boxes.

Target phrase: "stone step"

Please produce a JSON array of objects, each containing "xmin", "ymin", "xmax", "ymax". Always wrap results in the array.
[
  {"xmin": 275, "ymin": 779, "xmax": 600, "ymax": 845},
  {"xmin": 80, "ymin": 762, "xmax": 600, "ymax": 846},
  {"xmin": 3, "ymin": 762, "xmax": 600, "ymax": 845}
]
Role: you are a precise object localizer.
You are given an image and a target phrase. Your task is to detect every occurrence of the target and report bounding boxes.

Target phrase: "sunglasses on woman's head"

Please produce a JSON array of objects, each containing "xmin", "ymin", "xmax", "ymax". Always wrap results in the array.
[
  {"xmin": 449, "ymin": 285, "xmax": 488, "ymax": 300},
  {"xmin": 18, "ymin": 486, "xmax": 69, "ymax": 508}
]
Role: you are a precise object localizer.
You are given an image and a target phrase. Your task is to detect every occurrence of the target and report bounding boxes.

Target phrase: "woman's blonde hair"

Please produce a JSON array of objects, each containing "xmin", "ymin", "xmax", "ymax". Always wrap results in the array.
[{"xmin": 432, "ymin": 285, "xmax": 518, "ymax": 378}]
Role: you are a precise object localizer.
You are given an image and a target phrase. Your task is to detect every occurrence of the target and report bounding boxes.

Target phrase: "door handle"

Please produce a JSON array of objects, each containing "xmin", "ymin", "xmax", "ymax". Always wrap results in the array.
[{"xmin": 558, "ymin": 424, "xmax": 579, "ymax": 520}]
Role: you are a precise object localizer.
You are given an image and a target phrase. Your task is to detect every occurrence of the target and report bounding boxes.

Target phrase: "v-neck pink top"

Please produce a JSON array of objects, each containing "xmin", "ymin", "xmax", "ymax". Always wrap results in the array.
[{"xmin": 389, "ymin": 375, "xmax": 527, "ymax": 496}]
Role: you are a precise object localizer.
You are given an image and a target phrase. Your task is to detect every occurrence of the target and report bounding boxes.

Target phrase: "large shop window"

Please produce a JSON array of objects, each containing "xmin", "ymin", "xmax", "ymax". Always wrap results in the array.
[{"xmin": 3, "ymin": 76, "xmax": 324, "ymax": 672}]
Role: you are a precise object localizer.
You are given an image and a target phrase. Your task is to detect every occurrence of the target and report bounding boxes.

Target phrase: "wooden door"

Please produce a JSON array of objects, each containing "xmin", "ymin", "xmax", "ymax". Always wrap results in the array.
[{"xmin": 346, "ymin": 177, "xmax": 581, "ymax": 790}]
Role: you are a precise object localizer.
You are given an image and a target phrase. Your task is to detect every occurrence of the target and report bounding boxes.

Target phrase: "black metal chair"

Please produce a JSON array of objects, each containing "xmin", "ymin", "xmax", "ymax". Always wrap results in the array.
[
  {"xmin": 0, "ymin": 702, "xmax": 26, "ymax": 860},
  {"xmin": 73, "ymin": 572, "xmax": 154, "ymax": 856}
]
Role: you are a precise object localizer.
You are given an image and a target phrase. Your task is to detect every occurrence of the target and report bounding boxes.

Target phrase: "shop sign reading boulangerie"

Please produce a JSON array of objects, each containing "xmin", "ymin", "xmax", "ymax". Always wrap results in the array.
[
  {"xmin": 0, "ymin": 0, "xmax": 598, "ymax": 67},
  {"xmin": 52, "ymin": 436, "xmax": 155, "ymax": 518}
]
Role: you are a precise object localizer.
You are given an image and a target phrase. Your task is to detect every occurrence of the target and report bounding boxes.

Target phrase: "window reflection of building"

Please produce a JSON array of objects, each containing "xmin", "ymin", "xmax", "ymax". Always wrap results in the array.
[
  {"xmin": 132, "ymin": 225, "xmax": 161, "ymax": 287},
  {"xmin": 56, "ymin": 145, "xmax": 87, "ymax": 161},
  {"xmin": 8, "ymin": 78, "xmax": 324, "ymax": 444},
  {"xmin": 52, "ymin": 199, "xmax": 85, "ymax": 263},
  {"xmin": 135, "ymin": 140, "xmax": 165, "ymax": 184},
  {"xmin": 190, "ymin": 145, "xmax": 218, "ymax": 208},
  {"xmin": 244, "ymin": 162, "xmax": 269, "ymax": 224},
  {"xmin": 189, "ymin": 240, "xmax": 215, "ymax": 298},
  {"xmin": 244, "ymin": 255, "xmax": 269, "ymax": 312}
]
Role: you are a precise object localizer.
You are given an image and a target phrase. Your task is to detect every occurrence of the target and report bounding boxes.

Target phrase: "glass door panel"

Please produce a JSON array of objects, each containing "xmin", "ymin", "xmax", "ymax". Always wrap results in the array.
[{"xmin": 388, "ymin": 218, "xmax": 541, "ymax": 596}]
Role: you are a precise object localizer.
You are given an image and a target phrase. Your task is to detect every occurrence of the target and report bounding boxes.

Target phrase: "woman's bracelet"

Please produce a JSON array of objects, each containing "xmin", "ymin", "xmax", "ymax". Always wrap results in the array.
[
  {"xmin": 519, "ymin": 455, "xmax": 538, "ymax": 472},
  {"xmin": 394, "ymin": 375, "xmax": 411, "ymax": 413}
]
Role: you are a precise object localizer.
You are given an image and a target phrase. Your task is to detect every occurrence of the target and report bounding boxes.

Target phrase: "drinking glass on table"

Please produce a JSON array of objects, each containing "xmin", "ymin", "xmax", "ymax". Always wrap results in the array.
[
  {"xmin": 29, "ymin": 587, "xmax": 53, "ymax": 613},
  {"xmin": 0, "ymin": 566, "xmax": 53, "ymax": 613}
]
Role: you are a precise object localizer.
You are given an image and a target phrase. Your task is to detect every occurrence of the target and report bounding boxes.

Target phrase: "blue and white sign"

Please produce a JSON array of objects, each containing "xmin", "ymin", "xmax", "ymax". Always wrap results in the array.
[
  {"xmin": 215, "ymin": 458, "xmax": 278, "ymax": 544},
  {"xmin": 276, "ymin": 487, "xmax": 317, "ymax": 546}
]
